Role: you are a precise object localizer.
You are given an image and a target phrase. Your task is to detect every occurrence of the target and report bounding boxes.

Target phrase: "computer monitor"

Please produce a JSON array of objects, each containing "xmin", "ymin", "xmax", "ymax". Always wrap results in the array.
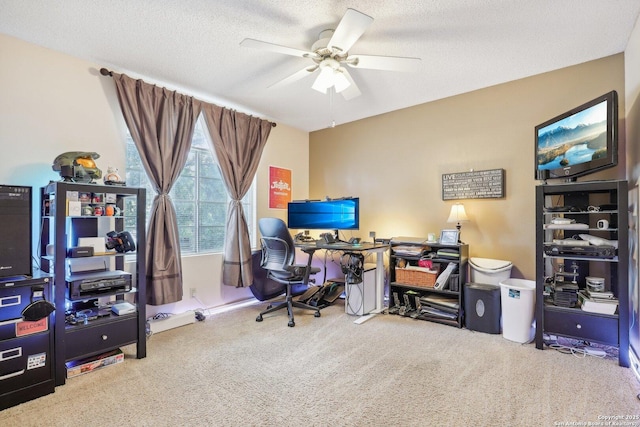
[{"xmin": 287, "ymin": 198, "xmax": 359, "ymax": 230}]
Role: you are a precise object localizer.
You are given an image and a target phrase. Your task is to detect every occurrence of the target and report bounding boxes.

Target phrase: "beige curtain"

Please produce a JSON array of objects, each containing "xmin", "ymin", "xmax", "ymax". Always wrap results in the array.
[
  {"xmin": 112, "ymin": 73, "xmax": 202, "ymax": 305},
  {"xmin": 202, "ymin": 104, "xmax": 273, "ymax": 287}
]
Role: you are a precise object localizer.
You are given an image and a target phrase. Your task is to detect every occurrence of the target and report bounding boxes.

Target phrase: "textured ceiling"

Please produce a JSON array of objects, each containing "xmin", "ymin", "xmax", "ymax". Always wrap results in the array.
[{"xmin": 1, "ymin": 0, "xmax": 639, "ymax": 131}]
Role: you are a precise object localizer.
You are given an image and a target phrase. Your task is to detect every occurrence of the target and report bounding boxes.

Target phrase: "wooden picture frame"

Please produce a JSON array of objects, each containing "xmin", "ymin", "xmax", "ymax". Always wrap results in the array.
[{"xmin": 439, "ymin": 229, "xmax": 460, "ymax": 245}]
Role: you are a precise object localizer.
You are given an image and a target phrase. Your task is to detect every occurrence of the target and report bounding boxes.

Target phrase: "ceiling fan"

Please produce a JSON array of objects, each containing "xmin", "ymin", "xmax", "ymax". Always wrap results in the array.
[{"xmin": 240, "ymin": 8, "xmax": 421, "ymax": 100}]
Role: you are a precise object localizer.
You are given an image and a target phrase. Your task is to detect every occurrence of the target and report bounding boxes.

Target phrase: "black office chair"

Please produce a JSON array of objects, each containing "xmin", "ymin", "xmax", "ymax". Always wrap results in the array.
[{"xmin": 255, "ymin": 217, "xmax": 321, "ymax": 327}]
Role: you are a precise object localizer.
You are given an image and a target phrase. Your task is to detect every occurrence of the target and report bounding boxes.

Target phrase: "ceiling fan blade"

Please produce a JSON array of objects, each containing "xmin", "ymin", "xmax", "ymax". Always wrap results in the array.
[
  {"xmin": 338, "ymin": 68, "xmax": 361, "ymax": 101},
  {"xmin": 240, "ymin": 38, "xmax": 317, "ymax": 59},
  {"xmin": 269, "ymin": 66, "xmax": 318, "ymax": 89},
  {"xmin": 327, "ymin": 9, "xmax": 374, "ymax": 53},
  {"xmin": 346, "ymin": 54, "xmax": 422, "ymax": 72}
]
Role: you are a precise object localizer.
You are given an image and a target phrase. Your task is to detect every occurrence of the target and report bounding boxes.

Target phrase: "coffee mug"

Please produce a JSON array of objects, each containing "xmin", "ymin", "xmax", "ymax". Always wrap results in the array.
[
  {"xmin": 597, "ymin": 219, "xmax": 609, "ymax": 229},
  {"xmin": 428, "ymin": 233, "xmax": 436, "ymax": 242}
]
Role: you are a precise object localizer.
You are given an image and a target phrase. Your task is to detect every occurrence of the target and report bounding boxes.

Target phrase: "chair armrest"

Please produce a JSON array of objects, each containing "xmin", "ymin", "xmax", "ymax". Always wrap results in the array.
[{"xmin": 285, "ymin": 264, "xmax": 320, "ymax": 276}]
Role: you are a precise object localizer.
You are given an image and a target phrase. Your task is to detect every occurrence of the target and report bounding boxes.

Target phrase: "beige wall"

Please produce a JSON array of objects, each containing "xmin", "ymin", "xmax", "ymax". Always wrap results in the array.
[
  {"xmin": 310, "ymin": 54, "xmax": 626, "ymax": 280},
  {"xmin": 0, "ymin": 33, "xmax": 310, "ymax": 313}
]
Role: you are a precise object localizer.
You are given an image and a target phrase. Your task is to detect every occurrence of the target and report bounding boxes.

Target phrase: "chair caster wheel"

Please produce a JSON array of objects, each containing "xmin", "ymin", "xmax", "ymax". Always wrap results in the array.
[
  {"xmin": 256, "ymin": 315, "xmax": 263, "ymax": 322},
  {"xmin": 314, "ymin": 311, "xmax": 321, "ymax": 318},
  {"xmin": 267, "ymin": 304, "xmax": 273, "ymax": 309},
  {"xmin": 288, "ymin": 321, "xmax": 295, "ymax": 327}
]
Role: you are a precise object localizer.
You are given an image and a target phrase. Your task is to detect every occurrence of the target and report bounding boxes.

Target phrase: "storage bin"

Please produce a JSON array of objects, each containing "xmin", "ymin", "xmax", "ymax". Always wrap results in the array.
[
  {"xmin": 469, "ymin": 257, "xmax": 513, "ymax": 286},
  {"xmin": 500, "ymin": 278, "xmax": 536, "ymax": 343},
  {"xmin": 395, "ymin": 267, "xmax": 437, "ymax": 288}
]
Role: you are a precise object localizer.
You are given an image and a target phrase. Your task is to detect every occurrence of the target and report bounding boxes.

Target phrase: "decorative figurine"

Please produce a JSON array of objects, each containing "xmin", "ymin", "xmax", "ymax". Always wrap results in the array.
[{"xmin": 104, "ymin": 166, "xmax": 125, "ymax": 186}]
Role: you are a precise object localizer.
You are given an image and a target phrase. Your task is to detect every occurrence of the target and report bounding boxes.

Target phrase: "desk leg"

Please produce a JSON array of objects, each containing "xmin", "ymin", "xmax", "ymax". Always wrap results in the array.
[
  {"xmin": 353, "ymin": 249, "xmax": 386, "ymax": 324},
  {"xmin": 375, "ymin": 250, "xmax": 385, "ymax": 312}
]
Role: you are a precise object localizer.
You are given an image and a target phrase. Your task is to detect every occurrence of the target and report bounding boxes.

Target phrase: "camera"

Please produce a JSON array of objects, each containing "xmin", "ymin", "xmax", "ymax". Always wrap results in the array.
[{"xmin": 105, "ymin": 230, "xmax": 136, "ymax": 253}]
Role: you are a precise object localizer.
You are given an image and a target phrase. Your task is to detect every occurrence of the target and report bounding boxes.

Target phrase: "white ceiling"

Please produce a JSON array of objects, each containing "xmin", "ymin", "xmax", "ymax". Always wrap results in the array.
[{"xmin": 1, "ymin": 1, "xmax": 639, "ymax": 132}]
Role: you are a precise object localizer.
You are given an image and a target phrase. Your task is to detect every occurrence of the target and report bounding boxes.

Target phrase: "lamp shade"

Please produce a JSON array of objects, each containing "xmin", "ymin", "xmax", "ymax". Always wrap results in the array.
[{"xmin": 447, "ymin": 203, "xmax": 469, "ymax": 224}]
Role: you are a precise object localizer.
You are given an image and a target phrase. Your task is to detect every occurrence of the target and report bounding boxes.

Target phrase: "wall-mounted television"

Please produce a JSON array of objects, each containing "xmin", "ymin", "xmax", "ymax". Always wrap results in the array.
[
  {"xmin": 535, "ymin": 90, "xmax": 618, "ymax": 181},
  {"xmin": 287, "ymin": 198, "xmax": 359, "ymax": 230}
]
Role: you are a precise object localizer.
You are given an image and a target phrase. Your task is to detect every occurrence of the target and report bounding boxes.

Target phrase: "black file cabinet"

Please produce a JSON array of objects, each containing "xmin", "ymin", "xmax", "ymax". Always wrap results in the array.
[{"xmin": 0, "ymin": 273, "xmax": 55, "ymax": 410}]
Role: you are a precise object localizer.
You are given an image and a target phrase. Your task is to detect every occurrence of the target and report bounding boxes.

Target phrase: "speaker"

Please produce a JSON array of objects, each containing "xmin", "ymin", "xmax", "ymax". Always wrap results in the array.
[
  {"xmin": 0, "ymin": 185, "xmax": 32, "ymax": 278},
  {"xmin": 464, "ymin": 282, "xmax": 501, "ymax": 334}
]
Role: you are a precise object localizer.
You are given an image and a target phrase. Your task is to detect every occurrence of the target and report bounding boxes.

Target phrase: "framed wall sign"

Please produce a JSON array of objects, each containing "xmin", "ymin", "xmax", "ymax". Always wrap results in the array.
[
  {"xmin": 268, "ymin": 166, "xmax": 292, "ymax": 209},
  {"xmin": 442, "ymin": 168, "xmax": 505, "ymax": 200},
  {"xmin": 439, "ymin": 229, "xmax": 460, "ymax": 245}
]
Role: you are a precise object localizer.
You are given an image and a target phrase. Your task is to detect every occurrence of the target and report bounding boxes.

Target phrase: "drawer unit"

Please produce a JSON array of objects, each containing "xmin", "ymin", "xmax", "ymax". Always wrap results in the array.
[
  {"xmin": 544, "ymin": 308, "xmax": 618, "ymax": 346},
  {"xmin": 65, "ymin": 315, "xmax": 138, "ymax": 361},
  {"xmin": 0, "ymin": 333, "xmax": 52, "ymax": 394},
  {"xmin": 0, "ymin": 273, "xmax": 55, "ymax": 410},
  {"xmin": 0, "ymin": 277, "xmax": 54, "ymax": 322},
  {"xmin": 0, "ymin": 277, "xmax": 53, "ymax": 341}
]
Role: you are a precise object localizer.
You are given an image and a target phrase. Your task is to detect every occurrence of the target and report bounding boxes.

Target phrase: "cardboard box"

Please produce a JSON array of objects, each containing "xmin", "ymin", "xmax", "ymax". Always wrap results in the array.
[{"xmin": 66, "ymin": 348, "xmax": 124, "ymax": 378}]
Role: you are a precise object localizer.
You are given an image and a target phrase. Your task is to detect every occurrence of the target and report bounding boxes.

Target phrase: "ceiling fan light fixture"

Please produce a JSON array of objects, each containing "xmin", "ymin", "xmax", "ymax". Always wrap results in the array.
[
  {"xmin": 312, "ymin": 59, "xmax": 351, "ymax": 94},
  {"xmin": 333, "ymin": 70, "xmax": 350, "ymax": 93},
  {"xmin": 311, "ymin": 66, "xmax": 332, "ymax": 93}
]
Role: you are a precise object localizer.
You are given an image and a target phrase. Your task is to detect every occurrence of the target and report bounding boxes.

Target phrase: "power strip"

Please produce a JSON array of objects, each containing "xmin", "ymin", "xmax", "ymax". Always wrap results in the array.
[{"xmin": 148, "ymin": 310, "xmax": 196, "ymax": 334}]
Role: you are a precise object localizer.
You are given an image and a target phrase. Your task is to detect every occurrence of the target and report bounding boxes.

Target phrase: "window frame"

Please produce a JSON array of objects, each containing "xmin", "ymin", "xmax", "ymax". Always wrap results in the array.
[{"xmin": 124, "ymin": 117, "xmax": 256, "ymax": 256}]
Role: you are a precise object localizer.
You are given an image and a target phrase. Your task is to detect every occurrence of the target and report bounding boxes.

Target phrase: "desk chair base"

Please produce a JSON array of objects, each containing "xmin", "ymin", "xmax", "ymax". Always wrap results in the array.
[{"xmin": 256, "ymin": 295, "xmax": 321, "ymax": 327}]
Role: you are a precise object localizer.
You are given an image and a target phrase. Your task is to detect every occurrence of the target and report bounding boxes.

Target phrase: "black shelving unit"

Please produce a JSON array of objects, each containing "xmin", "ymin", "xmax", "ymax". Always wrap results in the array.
[
  {"xmin": 40, "ymin": 181, "xmax": 146, "ymax": 385},
  {"xmin": 535, "ymin": 180, "xmax": 629, "ymax": 367},
  {"xmin": 389, "ymin": 238, "xmax": 468, "ymax": 328}
]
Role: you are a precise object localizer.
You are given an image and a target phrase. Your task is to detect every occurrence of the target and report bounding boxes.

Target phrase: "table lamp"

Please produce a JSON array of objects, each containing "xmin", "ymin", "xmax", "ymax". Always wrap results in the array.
[{"xmin": 447, "ymin": 203, "xmax": 469, "ymax": 243}]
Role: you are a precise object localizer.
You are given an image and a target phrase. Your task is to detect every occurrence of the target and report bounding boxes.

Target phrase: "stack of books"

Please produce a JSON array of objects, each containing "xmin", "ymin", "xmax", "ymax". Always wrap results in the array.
[{"xmin": 577, "ymin": 289, "xmax": 618, "ymax": 315}]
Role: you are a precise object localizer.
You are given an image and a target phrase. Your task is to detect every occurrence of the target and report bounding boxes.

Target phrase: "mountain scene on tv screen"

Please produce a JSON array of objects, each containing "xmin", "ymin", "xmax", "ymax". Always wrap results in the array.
[{"xmin": 537, "ymin": 119, "xmax": 607, "ymax": 170}]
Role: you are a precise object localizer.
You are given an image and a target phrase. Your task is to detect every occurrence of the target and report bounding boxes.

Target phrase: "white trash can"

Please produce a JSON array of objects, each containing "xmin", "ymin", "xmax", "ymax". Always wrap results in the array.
[
  {"xmin": 469, "ymin": 257, "xmax": 513, "ymax": 286},
  {"xmin": 499, "ymin": 279, "xmax": 536, "ymax": 343}
]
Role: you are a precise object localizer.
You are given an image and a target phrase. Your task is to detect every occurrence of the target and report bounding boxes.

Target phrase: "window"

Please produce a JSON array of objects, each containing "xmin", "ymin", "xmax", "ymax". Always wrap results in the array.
[{"xmin": 124, "ymin": 118, "xmax": 255, "ymax": 255}]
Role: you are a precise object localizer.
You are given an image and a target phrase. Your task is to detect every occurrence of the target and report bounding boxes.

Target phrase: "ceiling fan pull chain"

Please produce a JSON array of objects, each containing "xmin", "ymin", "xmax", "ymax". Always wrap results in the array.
[{"xmin": 330, "ymin": 88, "xmax": 336, "ymax": 128}]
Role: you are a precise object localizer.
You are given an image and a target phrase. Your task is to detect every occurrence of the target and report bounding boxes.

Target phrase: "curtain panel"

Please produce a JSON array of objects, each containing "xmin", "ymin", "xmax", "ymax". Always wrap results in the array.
[
  {"xmin": 202, "ymin": 104, "xmax": 272, "ymax": 287},
  {"xmin": 112, "ymin": 73, "xmax": 202, "ymax": 305}
]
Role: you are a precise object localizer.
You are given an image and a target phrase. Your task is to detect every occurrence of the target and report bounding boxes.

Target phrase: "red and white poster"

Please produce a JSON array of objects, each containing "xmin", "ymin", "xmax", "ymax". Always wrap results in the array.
[{"xmin": 269, "ymin": 166, "xmax": 292, "ymax": 209}]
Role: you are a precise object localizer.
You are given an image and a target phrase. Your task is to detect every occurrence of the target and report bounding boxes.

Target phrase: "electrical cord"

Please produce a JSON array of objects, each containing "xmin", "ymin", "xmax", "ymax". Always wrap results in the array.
[
  {"xmin": 345, "ymin": 280, "xmax": 364, "ymax": 315},
  {"xmin": 544, "ymin": 335, "xmax": 612, "ymax": 359}
]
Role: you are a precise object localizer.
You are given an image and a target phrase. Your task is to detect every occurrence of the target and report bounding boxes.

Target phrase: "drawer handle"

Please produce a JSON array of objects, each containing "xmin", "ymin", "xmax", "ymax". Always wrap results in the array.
[
  {"xmin": 0, "ymin": 295, "xmax": 20, "ymax": 308},
  {"xmin": 0, "ymin": 346, "xmax": 22, "ymax": 362},
  {"xmin": 0, "ymin": 369, "xmax": 25, "ymax": 381},
  {"xmin": 101, "ymin": 335, "xmax": 108, "ymax": 341}
]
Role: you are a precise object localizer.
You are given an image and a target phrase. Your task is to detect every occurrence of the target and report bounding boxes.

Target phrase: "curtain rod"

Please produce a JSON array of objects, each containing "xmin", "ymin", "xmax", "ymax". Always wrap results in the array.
[{"xmin": 99, "ymin": 67, "xmax": 276, "ymax": 127}]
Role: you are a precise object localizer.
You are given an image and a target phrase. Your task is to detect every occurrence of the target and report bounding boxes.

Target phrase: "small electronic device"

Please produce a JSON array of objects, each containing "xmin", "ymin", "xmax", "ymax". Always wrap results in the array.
[
  {"xmin": 66, "ymin": 270, "xmax": 133, "ymax": 300},
  {"xmin": 348, "ymin": 237, "xmax": 361, "ymax": 244},
  {"xmin": 111, "ymin": 302, "xmax": 136, "ymax": 315},
  {"xmin": 67, "ymin": 246, "xmax": 94, "ymax": 258},
  {"xmin": 320, "ymin": 232, "xmax": 337, "ymax": 244}
]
